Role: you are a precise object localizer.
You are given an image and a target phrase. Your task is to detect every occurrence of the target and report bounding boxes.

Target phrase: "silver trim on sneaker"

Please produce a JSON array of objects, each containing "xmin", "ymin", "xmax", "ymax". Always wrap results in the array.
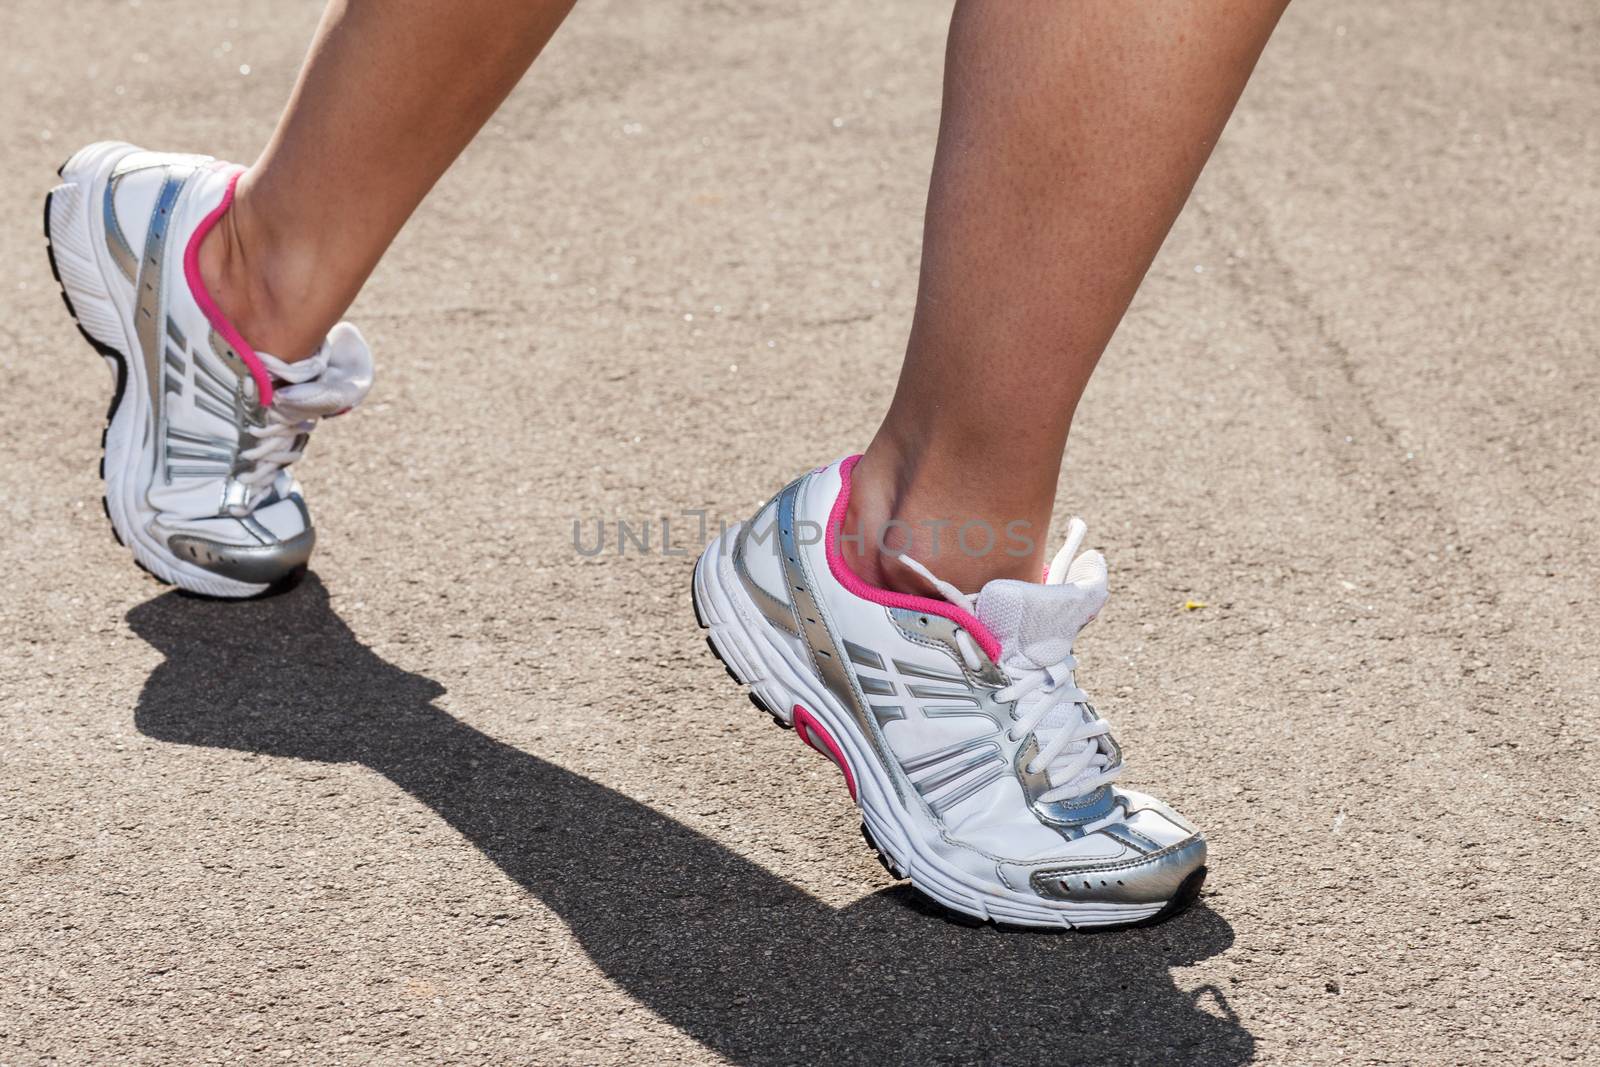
[
  {"xmin": 167, "ymin": 527, "xmax": 315, "ymax": 584},
  {"xmin": 135, "ymin": 171, "xmax": 188, "ymax": 444},
  {"xmin": 102, "ymin": 174, "xmax": 138, "ymax": 282},
  {"xmin": 732, "ymin": 520, "xmax": 801, "ymax": 639},
  {"xmin": 1029, "ymin": 834, "xmax": 1207, "ymax": 905},
  {"xmin": 843, "ymin": 640, "xmax": 884, "ymax": 670}
]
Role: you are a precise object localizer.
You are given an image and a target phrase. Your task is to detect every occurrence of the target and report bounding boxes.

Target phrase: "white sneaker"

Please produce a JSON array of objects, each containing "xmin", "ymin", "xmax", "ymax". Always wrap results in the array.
[
  {"xmin": 45, "ymin": 142, "xmax": 373, "ymax": 597},
  {"xmin": 693, "ymin": 456, "xmax": 1207, "ymax": 929}
]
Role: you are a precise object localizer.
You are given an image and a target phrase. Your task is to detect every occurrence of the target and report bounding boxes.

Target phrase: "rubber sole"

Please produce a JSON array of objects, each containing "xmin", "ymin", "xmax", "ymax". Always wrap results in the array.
[
  {"xmin": 44, "ymin": 184, "xmax": 153, "ymax": 570},
  {"xmin": 690, "ymin": 547, "xmax": 1206, "ymax": 932}
]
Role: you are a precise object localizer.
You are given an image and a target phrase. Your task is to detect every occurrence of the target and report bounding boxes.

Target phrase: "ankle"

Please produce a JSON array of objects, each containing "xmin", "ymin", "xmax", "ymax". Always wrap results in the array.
[
  {"xmin": 841, "ymin": 440, "xmax": 1049, "ymax": 596},
  {"xmin": 196, "ymin": 175, "xmax": 325, "ymax": 363}
]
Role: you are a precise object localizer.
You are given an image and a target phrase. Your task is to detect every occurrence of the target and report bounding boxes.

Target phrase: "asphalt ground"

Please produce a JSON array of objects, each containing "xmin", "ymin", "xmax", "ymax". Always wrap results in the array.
[{"xmin": 2, "ymin": 0, "xmax": 1597, "ymax": 1063}]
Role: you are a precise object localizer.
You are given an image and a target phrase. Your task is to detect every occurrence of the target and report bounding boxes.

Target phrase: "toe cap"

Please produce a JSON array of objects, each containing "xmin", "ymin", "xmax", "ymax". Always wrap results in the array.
[
  {"xmin": 1023, "ymin": 832, "xmax": 1208, "ymax": 907},
  {"xmin": 167, "ymin": 526, "xmax": 316, "ymax": 585},
  {"xmin": 161, "ymin": 493, "xmax": 315, "ymax": 587}
]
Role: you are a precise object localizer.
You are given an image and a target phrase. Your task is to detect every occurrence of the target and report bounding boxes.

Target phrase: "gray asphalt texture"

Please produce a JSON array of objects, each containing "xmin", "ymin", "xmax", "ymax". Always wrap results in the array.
[{"xmin": 3, "ymin": 1, "xmax": 1598, "ymax": 1063}]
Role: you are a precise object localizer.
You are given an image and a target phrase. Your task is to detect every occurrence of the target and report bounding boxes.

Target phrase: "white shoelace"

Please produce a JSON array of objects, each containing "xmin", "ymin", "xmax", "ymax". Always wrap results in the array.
[
  {"xmin": 226, "ymin": 324, "xmax": 375, "ymax": 510},
  {"xmin": 996, "ymin": 655, "xmax": 1122, "ymax": 802},
  {"xmin": 897, "ymin": 552, "xmax": 1123, "ymax": 804},
  {"xmin": 233, "ymin": 409, "xmax": 317, "ymax": 493}
]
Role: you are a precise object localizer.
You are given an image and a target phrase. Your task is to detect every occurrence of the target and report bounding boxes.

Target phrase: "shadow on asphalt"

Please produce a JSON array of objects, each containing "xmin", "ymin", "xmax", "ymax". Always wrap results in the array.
[{"xmin": 127, "ymin": 574, "xmax": 1255, "ymax": 1065}]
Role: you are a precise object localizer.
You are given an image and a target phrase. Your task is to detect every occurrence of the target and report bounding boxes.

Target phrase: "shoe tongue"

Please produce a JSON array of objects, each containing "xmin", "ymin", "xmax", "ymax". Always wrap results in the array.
[
  {"xmin": 974, "ymin": 551, "xmax": 1107, "ymax": 670},
  {"xmin": 256, "ymin": 322, "xmax": 375, "ymax": 420},
  {"xmin": 978, "ymin": 552, "xmax": 1112, "ymax": 791}
]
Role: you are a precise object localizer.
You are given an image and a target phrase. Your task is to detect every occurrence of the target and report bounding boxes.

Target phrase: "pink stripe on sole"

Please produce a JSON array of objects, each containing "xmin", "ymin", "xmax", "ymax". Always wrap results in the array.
[{"xmin": 793, "ymin": 705, "xmax": 858, "ymax": 803}]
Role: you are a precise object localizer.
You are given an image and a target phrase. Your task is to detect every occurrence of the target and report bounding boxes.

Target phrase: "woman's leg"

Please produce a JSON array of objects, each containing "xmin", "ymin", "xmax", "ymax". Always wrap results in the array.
[
  {"xmin": 846, "ymin": 0, "xmax": 1289, "ymax": 592},
  {"xmin": 200, "ymin": 0, "xmax": 578, "ymax": 362}
]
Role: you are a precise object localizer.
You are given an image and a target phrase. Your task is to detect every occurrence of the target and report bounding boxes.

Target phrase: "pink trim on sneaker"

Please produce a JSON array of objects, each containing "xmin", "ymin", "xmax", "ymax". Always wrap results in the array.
[
  {"xmin": 793, "ymin": 705, "xmax": 858, "ymax": 802},
  {"xmin": 182, "ymin": 167, "xmax": 275, "ymax": 406},
  {"xmin": 823, "ymin": 454, "xmax": 1005, "ymax": 663}
]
